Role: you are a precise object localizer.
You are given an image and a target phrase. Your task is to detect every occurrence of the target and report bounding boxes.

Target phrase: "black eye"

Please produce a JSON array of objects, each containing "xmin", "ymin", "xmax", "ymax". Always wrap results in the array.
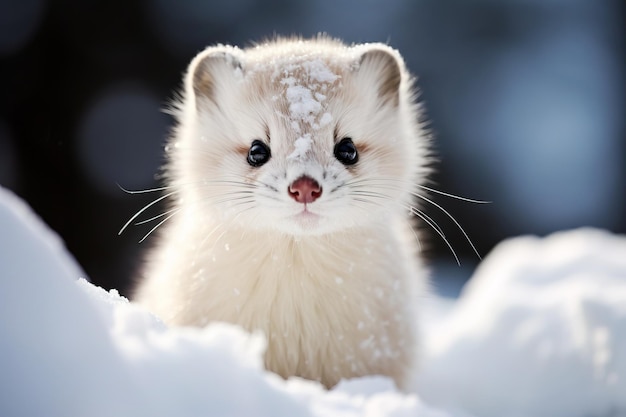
[
  {"xmin": 247, "ymin": 140, "xmax": 271, "ymax": 167},
  {"xmin": 334, "ymin": 137, "xmax": 358, "ymax": 165}
]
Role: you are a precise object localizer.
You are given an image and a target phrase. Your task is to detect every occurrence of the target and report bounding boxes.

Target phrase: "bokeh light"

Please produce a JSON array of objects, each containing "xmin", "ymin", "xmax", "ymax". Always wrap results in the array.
[
  {"xmin": 76, "ymin": 84, "xmax": 170, "ymax": 196},
  {"xmin": 147, "ymin": 0, "xmax": 258, "ymax": 57},
  {"xmin": 0, "ymin": 0, "xmax": 45, "ymax": 55},
  {"xmin": 1, "ymin": 0, "xmax": 623, "ymax": 295},
  {"xmin": 446, "ymin": 19, "xmax": 623, "ymax": 234}
]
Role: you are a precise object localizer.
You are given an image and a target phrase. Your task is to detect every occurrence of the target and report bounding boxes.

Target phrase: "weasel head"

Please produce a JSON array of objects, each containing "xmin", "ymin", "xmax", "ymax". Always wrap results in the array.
[{"xmin": 169, "ymin": 37, "xmax": 430, "ymax": 236}]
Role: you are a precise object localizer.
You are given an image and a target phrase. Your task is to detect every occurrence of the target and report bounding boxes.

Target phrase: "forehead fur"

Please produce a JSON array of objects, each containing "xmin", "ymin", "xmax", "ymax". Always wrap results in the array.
[
  {"xmin": 246, "ymin": 38, "xmax": 357, "ymax": 67},
  {"xmin": 211, "ymin": 38, "xmax": 407, "ymax": 134},
  {"xmin": 175, "ymin": 36, "xmax": 428, "ymax": 184},
  {"xmin": 185, "ymin": 36, "xmax": 409, "ymax": 104}
]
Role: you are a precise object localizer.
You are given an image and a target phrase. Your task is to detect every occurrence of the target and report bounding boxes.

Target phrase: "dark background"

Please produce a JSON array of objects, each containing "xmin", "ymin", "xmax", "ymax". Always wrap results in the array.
[{"xmin": 1, "ymin": 0, "xmax": 624, "ymax": 297}]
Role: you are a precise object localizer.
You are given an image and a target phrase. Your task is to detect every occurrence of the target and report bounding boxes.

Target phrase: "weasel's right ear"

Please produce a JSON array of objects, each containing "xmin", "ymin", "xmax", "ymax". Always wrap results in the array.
[
  {"xmin": 355, "ymin": 45, "xmax": 405, "ymax": 107},
  {"xmin": 187, "ymin": 46, "xmax": 244, "ymax": 109}
]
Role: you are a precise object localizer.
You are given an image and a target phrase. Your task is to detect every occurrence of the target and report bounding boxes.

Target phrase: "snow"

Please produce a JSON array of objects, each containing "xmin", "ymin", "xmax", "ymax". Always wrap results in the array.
[
  {"xmin": 288, "ymin": 133, "xmax": 313, "ymax": 160},
  {"xmin": 285, "ymin": 84, "xmax": 322, "ymax": 125},
  {"xmin": 279, "ymin": 59, "xmax": 337, "ymax": 157},
  {"xmin": 416, "ymin": 229, "xmax": 626, "ymax": 417},
  {"xmin": 0, "ymin": 186, "xmax": 456, "ymax": 417},
  {"xmin": 301, "ymin": 59, "xmax": 340, "ymax": 84},
  {"xmin": 1, "ymin": 184, "xmax": 625, "ymax": 417}
]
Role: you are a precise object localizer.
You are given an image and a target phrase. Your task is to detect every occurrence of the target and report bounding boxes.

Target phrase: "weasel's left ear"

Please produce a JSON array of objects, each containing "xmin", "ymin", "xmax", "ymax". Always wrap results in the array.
[{"xmin": 356, "ymin": 45, "xmax": 405, "ymax": 107}]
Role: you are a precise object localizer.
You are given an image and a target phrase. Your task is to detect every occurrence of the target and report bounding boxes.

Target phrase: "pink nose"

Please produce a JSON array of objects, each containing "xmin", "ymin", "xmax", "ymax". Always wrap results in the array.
[{"xmin": 288, "ymin": 176, "xmax": 322, "ymax": 203}]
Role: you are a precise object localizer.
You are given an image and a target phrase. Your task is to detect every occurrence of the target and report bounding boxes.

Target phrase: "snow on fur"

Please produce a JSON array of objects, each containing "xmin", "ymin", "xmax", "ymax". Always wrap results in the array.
[{"xmin": 280, "ymin": 58, "xmax": 337, "ymax": 156}]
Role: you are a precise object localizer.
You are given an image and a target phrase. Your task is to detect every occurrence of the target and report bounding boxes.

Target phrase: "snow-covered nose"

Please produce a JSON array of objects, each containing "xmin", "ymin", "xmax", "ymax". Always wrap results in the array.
[{"xmin": 288, "ymin": 176, "xmax": 322, "ymax": 204}]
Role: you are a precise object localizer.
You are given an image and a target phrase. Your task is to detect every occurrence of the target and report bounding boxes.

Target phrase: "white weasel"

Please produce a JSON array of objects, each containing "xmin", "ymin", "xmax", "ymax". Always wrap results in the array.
[{"xmin": 133, "ymin": 36, "xmax": 431, "ymax": 390}]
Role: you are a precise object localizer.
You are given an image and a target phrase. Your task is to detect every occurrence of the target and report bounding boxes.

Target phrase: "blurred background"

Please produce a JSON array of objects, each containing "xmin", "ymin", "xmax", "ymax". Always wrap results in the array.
[{"xmin": 0, "ymin": 0, "xmax": 623, "ymax": 297}]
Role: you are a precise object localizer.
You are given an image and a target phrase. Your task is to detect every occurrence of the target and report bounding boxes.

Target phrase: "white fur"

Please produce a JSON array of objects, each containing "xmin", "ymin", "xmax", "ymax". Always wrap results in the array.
[{"xmin": 134, "ymin": 37, "xmax": 431, "ymax": 390}]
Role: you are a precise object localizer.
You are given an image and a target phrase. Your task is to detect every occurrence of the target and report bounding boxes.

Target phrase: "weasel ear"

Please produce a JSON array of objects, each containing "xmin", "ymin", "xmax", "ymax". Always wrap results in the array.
[
  {"xmin": 187, "ymin": 47, "xmax": 243, "ymax": 108},
  {"xmin": 356, "ymin": 45, "xmax": 404, "ymax": 106}
]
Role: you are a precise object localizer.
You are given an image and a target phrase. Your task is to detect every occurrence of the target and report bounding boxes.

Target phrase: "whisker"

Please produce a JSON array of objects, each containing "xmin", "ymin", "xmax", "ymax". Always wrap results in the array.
[
  {"xmin": 207, "ymin": 190, "xmax": 256, "ymax": 199},
  {"xmin": 349, "ymin": 197, "xmax": 423, "ymax": 254},
  {"xmin": 412, "ymin": 192, "xmax": 482, "ymax": 260},
  {"xmin": 409, "ymin": 206, "xmax": 460, "ymax": 266},
  {"xmin": 200, "ymin": 180, "xmax": 257, "ymax": 189},
  {"xmin": 214, "ymin": 174, "xmax": 277, "ymax": 191},
  {"xmin": 344, "ymin": 178, "xmax": 484, "ymax": 261},
  {"xmin": 352, "ymin": 197, "xmax": 379, "ymax": 206},
  {"xmin": 211, "ymin": 195, "xmax": 257, "ymax": 206},
  {"xmin": 138, "ymin": 211, "xmax": 178, "ymax": 243},
  {"xmin": 404, "ymin": 217, "xmax": 423, "ymax": 254},
  {"xmin": 348, "ymin": 185, "xmax": 462, "ymax": 263},
  {"xmin": 117, "ymin": 183, "xmax": 177, "ymax": 194},
  {"xmin": 134, "ymin": 207, "xmax": 180, "ymax": 226},
  {"xmin": 350, "ymin": 191, "xmax": 392, "ymax": 200},
  {"xmin": 417, "ymin": 185, "xmax": 491, "ymax": 204},
  {"xmin": 254, "ymin": 192, "xmax": 282, "ymax": 202},
  {"xmin": 346, "ymin": 177, "xmax": 490, "ymax": 205},
  {"xmin": 119, "ymin": 177, "xmax": 261, "ymax": 195},
  {"xmin": 407, "ymin": 204, "xmax": 445, "ymax": 237},
  {"xmin": 119, "ymin": 190, "xmax": 179, "ymax": 235}
]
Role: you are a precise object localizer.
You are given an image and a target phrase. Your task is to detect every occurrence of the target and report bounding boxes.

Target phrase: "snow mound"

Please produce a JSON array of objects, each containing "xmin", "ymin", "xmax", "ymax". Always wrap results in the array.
[
  {"xmin": 0, "ymin": 184, "xmax": 624, "ymax": 417},
  {"xmin": 0, "ymin": 185, "xmax": 457, "ymax": 417},
  {"xmin": 417, "ymin": 228, "xmax": 626, "ymax": 417}
]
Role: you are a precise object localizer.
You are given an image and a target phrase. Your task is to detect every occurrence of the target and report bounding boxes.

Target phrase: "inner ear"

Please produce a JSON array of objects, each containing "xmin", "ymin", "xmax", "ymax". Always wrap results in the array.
[
  {"xmin": 189, "ymin": 48, "xmax": 243, "ymax": 108},
  {"xmin": 358, "ymin": 47, "xmax": 403, "ymax": 106}
]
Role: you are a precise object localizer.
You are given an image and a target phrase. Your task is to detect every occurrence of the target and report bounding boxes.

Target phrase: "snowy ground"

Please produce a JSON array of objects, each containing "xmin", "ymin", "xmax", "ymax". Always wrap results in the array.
[{"xmin": 1, "ymin": 184, "xmax": 624, "ymax": 417}]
